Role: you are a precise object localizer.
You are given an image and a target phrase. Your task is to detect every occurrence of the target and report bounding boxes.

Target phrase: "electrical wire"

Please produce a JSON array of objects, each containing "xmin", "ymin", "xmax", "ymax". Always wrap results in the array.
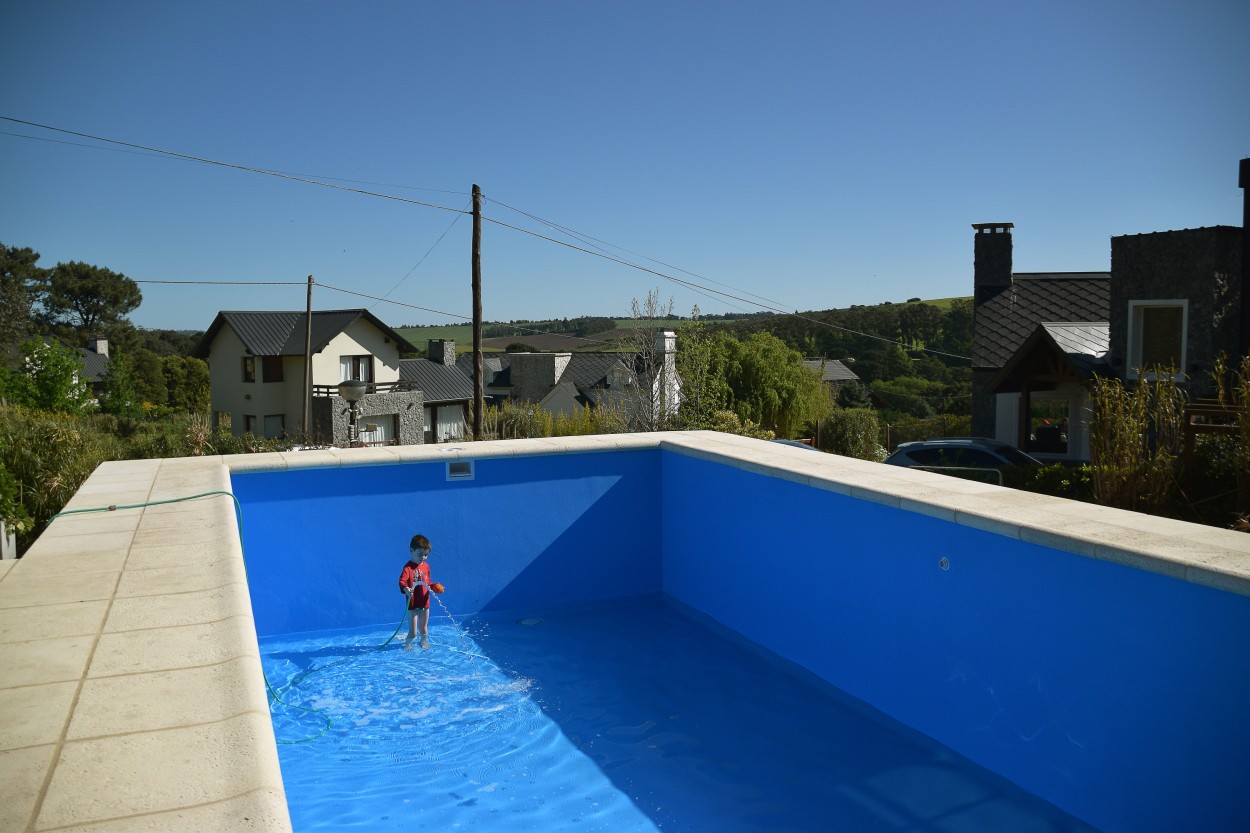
[
  {"xmin": 4, "ymin": 115, "xmax": 971, "ymax": 361},
  {"xmin": 0, "ymin": 116, "xmax": 469, "ymax": 216}
]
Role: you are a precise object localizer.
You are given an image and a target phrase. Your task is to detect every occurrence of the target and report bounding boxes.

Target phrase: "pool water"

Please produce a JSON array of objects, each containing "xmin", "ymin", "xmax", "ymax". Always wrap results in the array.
[{"xmin": 261, "ymin": 596, "xmax": 1098, "ymax": 832}]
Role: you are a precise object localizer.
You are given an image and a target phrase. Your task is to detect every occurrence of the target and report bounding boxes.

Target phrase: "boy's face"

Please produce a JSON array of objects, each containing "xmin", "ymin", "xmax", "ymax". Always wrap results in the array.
[{"xmin": 410, "ymin": 546, "xmax": 430, "ymax": 564}]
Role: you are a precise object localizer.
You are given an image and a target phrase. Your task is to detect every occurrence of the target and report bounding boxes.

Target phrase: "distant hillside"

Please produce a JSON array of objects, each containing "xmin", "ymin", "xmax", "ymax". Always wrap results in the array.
[{"xmin": 394, "ymin": 301, "xmax": 969, "ymax": 354}]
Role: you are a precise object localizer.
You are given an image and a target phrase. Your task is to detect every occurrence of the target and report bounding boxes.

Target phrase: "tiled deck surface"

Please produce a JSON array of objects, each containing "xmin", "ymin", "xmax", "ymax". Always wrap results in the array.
[{"xmin": 2, "ymin": 432, "xmax": 1248, "ymax": 832}]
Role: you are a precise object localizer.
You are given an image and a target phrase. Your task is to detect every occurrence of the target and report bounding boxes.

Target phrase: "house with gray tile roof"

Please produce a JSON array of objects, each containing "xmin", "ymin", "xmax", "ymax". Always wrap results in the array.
[
  {"xmin": 801, "ymin": 357, "xmax": 859, "ymax": 399},
  {"xmin": 453, "ymin": 331, "xmax": 681, "ymax": 428},
  {"xmin": 971, "ymin": 159, "xmax": 1246, "ymax": 461},
  {"xmin": 193, "ymin": 309, "xmax": 426, "ymax": 445},
  {"xmin": 77, "ymin": 336, "xmax": 111, "ymax": 398},
  {"xmin": 399, "ymin": 339, "xmax": 473, "ymax": 443}
]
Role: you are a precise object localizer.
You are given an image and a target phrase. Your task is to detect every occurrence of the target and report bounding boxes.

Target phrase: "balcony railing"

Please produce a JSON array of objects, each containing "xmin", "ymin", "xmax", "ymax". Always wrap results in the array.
[{"xmin": 311, "ymin": 381, "xmax": 419, "ymax": 397}]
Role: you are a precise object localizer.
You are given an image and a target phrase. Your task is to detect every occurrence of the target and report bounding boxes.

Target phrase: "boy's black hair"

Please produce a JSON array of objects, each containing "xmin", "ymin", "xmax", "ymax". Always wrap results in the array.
[{"xmin": 410, "ymin": 534, "xmax": 431, "ymax": 551}]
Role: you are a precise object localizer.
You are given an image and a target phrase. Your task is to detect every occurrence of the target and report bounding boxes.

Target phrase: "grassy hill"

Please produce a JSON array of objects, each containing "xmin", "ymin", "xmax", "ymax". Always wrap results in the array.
[{"xmin": 394, "ymin": 302, "xmax": 969, "ymax": 354}]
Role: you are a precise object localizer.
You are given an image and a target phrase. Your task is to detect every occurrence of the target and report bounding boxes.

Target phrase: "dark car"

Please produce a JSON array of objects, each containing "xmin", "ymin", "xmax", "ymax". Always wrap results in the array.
[{"xmin": 883, "ymin": 437, "xmax": 1040, "ymax": 484}]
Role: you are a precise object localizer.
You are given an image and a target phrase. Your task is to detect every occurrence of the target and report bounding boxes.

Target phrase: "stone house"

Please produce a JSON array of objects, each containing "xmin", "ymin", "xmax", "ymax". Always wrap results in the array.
[{"xmin": 971, "ymin": 158, "xmax": 1246, "ymax": 462}]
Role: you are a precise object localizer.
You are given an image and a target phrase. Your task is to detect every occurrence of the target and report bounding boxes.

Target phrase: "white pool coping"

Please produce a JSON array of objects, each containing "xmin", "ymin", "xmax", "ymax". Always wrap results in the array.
[{"xmin": 2, "ymin": 431, "xmax": 1247, "ymax": 832}]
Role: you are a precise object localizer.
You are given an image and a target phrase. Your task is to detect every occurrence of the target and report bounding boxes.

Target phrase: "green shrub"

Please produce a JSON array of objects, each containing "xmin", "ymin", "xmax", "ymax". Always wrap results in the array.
[
  {"xmin": 816, "ymin": 408, "xmax": 881, "ymax": 460},
  {"xmin": 1025, "ymin": 463, "xmax": 1095, "ymax": 502}
]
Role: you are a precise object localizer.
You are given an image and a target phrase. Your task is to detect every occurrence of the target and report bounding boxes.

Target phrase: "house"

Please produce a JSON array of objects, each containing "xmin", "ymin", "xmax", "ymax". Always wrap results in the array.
[
  {"xmin": 193, "ymin": 309, "xmax": 425, "ymax": 445},
  {"xmin": 454, "ymin": 330, "xmax": 681, "ymax": 426},
  {"xmin": 801, "ymin": 357, "xmax": 859, "ymax": 399},
  {"xmin": 971, "ymin": 158, "xmax": 1247, "ymax": 461},
  {"xmin": 398, "ymin": 339, "xmax": 473, "ymax": 443},
  {"xmin": 77, "ymin": 335, "xmax": 111, "ymax": 399}
]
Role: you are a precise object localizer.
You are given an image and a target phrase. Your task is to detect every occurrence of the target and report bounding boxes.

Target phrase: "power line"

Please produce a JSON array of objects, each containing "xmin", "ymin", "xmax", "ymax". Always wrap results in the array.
[
  {"xmin": 0, "ymin": 116, "xmax": 469, "ymax": 216},
  {"xmin": 481, "ymin": 211, "xmax": 972, "ymax": 361},
  {"xmin": 134, "ymin": 279, "xmax": 306, "ymax": 286},
  {"xmin": 6, "ymin": 116, "xmax": 971, "ymax": 361},
  {"xmin": 369, "ymin": 202, "xmax": 469, "ymax": 313}
]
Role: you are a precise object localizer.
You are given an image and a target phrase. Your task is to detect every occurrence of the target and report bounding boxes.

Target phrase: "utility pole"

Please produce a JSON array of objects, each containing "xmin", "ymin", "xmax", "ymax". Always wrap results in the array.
[
  {"xmin": 472, "ymin": 184, "xmax": 484, "ymax": 439},
  {"xmin": 302, "ymin": 275, "xmax": 314, "ymax": 441}
]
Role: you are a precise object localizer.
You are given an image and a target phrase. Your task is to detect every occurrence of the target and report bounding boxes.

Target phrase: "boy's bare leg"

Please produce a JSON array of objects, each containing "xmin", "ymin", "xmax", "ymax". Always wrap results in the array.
[{"xmin": 418, "ymin": 608, "xmax": 431, "ymax": 648}]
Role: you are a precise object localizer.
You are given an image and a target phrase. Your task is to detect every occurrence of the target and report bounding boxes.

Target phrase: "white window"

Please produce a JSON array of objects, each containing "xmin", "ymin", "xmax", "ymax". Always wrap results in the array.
[
  {"xmin": 1127, "ymin": 300, "xmax": 1187, "ymax": 379},
  {"xmin": 359, "ymin": 415, "xmax": 395, "ymax": 446},
  {"xmin": 339, "ymin": 355, "xmax": 372, "ymax": 383}
]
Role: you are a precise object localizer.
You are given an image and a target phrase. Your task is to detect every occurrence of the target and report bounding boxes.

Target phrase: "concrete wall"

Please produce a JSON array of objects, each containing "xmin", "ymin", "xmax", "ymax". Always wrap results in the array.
[{"xmin": 310, "ymin": 390, "xmax": 424, "ymax": 446}]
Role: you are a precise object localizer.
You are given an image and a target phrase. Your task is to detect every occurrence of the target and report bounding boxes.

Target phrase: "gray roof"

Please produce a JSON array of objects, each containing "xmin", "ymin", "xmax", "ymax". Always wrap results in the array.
[
  {"xmin": 455, "ymin": 353, "xmax": 508, "ymax": 387},
  {"xmin": 972, "ymin": 273, "xmax": 1110, "ymax": 369},
  {"xmin": 192, "ymin": 309, "xmax": 417, "ymax": 358},
  {"xmin": 986, "ymin": 321, "xmax": 1111, "ymax": 394},
  {"xmin": 802, "ymin": 358, "xmax": 859, "ymax": 383},
  {"xmin": 453, "ymin": 352, "xmax": 634, "ymax": 392},
  {"xmin": 398, "ymin": 359, "xmax": 474, "ymax": 404},
  {"xmin": 77, "ymin": 347, "xmax": 109, "ymax": 383},
  {"xmin": 1041, "ymin": 322, "xmax": 1109, "ymax": 363}
]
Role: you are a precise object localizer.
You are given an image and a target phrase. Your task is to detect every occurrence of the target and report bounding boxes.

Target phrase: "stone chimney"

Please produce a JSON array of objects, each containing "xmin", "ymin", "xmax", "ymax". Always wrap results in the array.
[
  {"xmin": 427, "ymin": 339, "xmax": 455, "ymax": 366},
  {"xmin": 88, "ymin": 336, "xmax": 109, "ymax": 358},
  {"xmin": 972, "ymin": 223, "xmax": 1014, "ymax": 304},
  {"xmin": 509, "ymin": 353, "xmax": 571, "ymax": 403}
]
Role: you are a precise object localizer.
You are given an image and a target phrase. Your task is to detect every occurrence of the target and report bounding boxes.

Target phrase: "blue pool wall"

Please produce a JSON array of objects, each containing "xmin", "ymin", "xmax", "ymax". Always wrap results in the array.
[
  {"xmin": 232, "ymin": 449, "xmax": 661, "ymax": 637},
  {"xmin": 233, "ymin": 445, "xmax": 1250, "ymax": 833}
]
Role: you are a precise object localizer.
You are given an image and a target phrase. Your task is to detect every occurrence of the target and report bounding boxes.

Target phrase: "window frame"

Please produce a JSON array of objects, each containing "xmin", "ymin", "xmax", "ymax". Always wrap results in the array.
[
  {"xmin": 242, "ymin": 356, "xmax": 256, "ymax": 383},
  {"xmin": 1126, "ymin": 299, "xmax": 1187, "ymax": 381}
]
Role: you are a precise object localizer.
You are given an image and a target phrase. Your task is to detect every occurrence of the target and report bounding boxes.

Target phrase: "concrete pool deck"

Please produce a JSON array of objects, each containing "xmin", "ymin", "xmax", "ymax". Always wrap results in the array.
[{"xmin": 2, "ymin": 431, "xmax": 1249, "ymax": 832}]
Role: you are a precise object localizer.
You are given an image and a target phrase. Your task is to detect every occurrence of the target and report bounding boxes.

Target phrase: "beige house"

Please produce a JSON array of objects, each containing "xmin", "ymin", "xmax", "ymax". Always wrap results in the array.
[{"xmin": 193, "ymin": 309, "xmax": 424, "ymax": 445}]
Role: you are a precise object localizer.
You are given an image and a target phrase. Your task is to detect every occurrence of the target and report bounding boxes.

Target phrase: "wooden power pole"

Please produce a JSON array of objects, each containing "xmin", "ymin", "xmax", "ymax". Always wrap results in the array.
[
  {"xmin": 472, "ymin": 184, "xmax": 484, "ymax": 439},
  {"xmin": 302, "ymin": 274, "xmax": 313, "ymax": 440}
]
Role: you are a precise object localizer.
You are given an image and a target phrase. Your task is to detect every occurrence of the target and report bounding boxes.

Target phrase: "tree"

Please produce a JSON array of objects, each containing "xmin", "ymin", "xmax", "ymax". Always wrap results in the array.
[
  {"xmin": 98, "ymin": 349, "xmax": 142, "ymax": 418},
  {"xmin": 720, "ymin": 331, "xmax": 833, "ymax": 438},
  {"xmin": 898, "ymin": 302, "xmax": 945, "ymax": 348},
  {"xmin": 675, "ymin": 307, "xmax": 731, "ymax": 429},
  {"xmin": 164, "ymin": 355, "xmax": 211, "ymax": 413},
  {"xmin": 33, "ymin": 260, "xmax": 142, "ymax": 340},
  {"xmin": 622, "ymin": 289, "xmax": 679, "ymax": 431},
  {"xmin": 130, "ymin": 348, "xmax": 168, "ymax": 409},
  {"xmin": 0, "ymin": 243, "xmax": 44, "ymax": 358},
  {"xmin": 6, "ymin": 337, "xmax": 92, "ymax": 413}
]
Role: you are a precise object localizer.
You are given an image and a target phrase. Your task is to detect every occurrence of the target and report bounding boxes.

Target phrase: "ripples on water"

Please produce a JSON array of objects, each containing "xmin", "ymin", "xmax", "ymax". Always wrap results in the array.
[{"xmin": 261, "ymin": 597, "xmax": 1098, "ymax": 833}]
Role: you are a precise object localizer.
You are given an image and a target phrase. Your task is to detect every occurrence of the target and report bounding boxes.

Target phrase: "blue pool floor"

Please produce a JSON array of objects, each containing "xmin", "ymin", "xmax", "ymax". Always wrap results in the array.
[{"xmin": 261, "ymin": 595, "xmax": 1099, "ymax": 832}]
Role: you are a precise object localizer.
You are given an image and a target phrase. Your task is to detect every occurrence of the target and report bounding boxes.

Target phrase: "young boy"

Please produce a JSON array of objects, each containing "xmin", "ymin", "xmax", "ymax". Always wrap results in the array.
[{"xmin": 398, "ymin": 534, "xmax": 434, "ymax": 650}]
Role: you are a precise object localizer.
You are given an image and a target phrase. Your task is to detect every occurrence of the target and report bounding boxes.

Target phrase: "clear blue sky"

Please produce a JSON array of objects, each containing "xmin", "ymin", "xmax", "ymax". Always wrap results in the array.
[{"xmin": 2, "ymin": 1, "xmax": 1247, "ymax": 332}]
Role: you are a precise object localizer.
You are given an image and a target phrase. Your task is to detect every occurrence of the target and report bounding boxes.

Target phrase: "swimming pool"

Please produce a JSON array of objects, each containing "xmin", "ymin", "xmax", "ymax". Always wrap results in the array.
[
  {"xmin": 232, "ymin": 440, "xmax": 1250, "ymax": 833},
  {"xmin": 261, "ymin": 598, "xmax": 1098, "ymax": 832}
]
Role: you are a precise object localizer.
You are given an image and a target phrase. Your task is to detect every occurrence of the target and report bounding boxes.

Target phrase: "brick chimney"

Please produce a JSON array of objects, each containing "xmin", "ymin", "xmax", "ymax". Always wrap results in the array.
[
  {"xmin": 427, "ymin": 339, "xmax": 455, "ymax": 366},
  {"xmin": 88, "ymin": 335, "xmax": 109, "ymax": 358},
  {"xmin": 972, "ymin": 223, "xmax": 1014, "ymax": 304}
]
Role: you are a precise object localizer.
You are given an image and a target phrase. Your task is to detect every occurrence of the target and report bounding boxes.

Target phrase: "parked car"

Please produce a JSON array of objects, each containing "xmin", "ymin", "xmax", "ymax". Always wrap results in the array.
[{"xmin": 883, "ymin": 437, "xmax": 1040, "ymax": 484}]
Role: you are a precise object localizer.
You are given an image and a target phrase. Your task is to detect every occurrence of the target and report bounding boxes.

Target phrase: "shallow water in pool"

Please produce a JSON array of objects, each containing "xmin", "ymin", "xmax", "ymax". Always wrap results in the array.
[{"xmin": 261, "ymin": 596, "xmax": 1097, "ymax": 832}]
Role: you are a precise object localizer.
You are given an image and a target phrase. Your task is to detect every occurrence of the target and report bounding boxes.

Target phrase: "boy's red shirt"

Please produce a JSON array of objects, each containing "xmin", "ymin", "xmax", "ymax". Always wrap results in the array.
[{"xmin": 399, "ymin": 561, "xmax": 431, "ymax": 609}]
